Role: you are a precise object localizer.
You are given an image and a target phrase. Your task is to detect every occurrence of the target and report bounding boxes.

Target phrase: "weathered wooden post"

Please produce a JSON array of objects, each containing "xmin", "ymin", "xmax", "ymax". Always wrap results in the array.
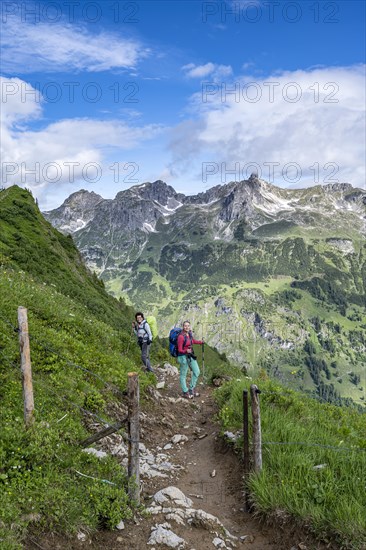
[
  {"xmin": 18, "ymin": 306, "xmax": 34, "ymax": 427},
  {"xmin": 250, "ymin": 384, "xmax": 262, "ymax": 473},
  {"xmin": 127, "ymin": 372, "xmax": 140, "ymax": 504},
  {"xmin": 242, "ymin": 389, "xmax": 250, "ymax": 510}
]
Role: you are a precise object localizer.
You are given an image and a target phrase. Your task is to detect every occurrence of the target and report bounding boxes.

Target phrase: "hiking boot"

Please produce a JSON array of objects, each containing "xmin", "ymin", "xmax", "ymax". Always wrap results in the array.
[
  {"xmin": 182, "ymin": 391, "xmax": 193, "ymax": 399},
  {"xmin": 189, "ymin": 389, "xmax": 200, "ymax": 398},
  {"xmin": 142, "ymin": 364, "xmax": 154, "ymax": 372}
]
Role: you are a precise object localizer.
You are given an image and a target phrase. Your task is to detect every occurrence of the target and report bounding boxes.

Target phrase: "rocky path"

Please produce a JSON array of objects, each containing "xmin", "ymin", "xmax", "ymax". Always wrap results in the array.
[{"xmin": 27, "ymin": 365, "xmax": 322, "ymax": 550}]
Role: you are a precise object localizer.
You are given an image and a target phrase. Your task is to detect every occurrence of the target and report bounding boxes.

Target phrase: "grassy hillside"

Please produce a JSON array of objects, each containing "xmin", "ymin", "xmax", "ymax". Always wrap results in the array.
[
  {"xmin": 215, "ymin": 374, "xmax": 366, "ymax": 549},
  {"xmin": 0, "ymin": 187, "xmax": 170, "ymax": 549},
  {"xmin": 0, "ymin": 186, "xmax": 133, "ymax": 329}
]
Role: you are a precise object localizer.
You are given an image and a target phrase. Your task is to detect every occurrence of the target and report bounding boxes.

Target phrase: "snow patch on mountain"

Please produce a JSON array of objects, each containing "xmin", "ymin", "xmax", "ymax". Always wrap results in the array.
[
  {"xmin": 143, "ymin": 222, "xmax": 157, "ymax": 233},
  {"xmin": 166, "ymin": 197, "xmax": 183, "ymax": 211},
  {"xmin": 59, "ymin": 218, "xmax": 88, "ymax": 233},
  {"xmin": 254, "ymin": 189, "xmax": 294, "ymax": 215},
  {"xmin": 327, "ymin": 239, "xmax": 355, "ymax": 254}
]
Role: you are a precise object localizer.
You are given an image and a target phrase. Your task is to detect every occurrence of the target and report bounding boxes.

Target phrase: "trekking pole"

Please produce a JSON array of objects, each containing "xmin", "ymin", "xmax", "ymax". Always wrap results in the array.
[{"xmin": 202, "ymin": 340, "xmax": 205, "ymax": 383}]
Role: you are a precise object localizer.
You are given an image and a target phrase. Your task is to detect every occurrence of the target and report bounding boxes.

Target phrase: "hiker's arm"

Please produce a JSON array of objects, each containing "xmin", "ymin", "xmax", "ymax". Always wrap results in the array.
[
  {"xmin": 192, "ymin": 338, "xmax": 203, "ymax": 345},
  {"xmin": 177, "ymin": 334, "xmax": 187, "ymax": 354}
]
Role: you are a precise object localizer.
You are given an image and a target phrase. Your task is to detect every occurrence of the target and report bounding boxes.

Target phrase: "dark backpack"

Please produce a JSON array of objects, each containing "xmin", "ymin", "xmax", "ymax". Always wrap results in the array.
[{"xmin": 169, "ymin": 327, "xmax": 192, "ymax": 357}]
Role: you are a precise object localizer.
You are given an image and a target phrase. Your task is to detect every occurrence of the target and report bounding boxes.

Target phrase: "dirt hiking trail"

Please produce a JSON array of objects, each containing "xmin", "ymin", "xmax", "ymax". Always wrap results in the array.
[{"xmin": 27, "ymin": 366, "xmax": 332, "ymax": 550}]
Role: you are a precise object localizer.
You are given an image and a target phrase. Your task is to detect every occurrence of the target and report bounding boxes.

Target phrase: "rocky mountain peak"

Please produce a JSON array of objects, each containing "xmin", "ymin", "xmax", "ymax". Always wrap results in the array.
[
  {"xmin": 116, "ymin": 180, "xmax": 184, "ymax": 210},
  {"xmin": 187, "ymin": 177, "xmax": 266, "ymax": 206},
  {"xmin": 44, "ymin": 178, "xmax": 365, "ymax": 243},
  {"xmin": 43, "ymin": 188, "xmax": 104, "ymax": 233},
  {"xmin": 217, "ymin": 178, "xmax": 265, "ymax": 222},
  {"xmin": 60, "ymin": 189, "xmax": 103, "ymax": 209},
  {"xmin": 248, "ymin": 172, "xmax": 261, "ymax": 183},
  {"xmin": 137, "ymin": 180, "xmax": 182, "ymax": 204},
  {"xmin": 323, "ymin": 183, "xmax": 353, "ymax": 193}
]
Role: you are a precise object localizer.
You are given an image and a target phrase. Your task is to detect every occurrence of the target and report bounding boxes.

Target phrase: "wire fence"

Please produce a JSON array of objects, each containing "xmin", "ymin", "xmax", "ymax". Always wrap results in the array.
[
  {"xmin": 240, "ymin": 388, "xmax": 366, "ymax": 485},
  {"xmin": 28, "ymin": 331, "xmax": 127, "ymax": 399},
  {"xmin": 0, "ymin": 309, "xmax": 127, "ymax": 397},
  {"xmin": 0, "ymin": 346, "xmax": 114, "ymax": 427},
  {"xmin": 261, "ymin": 387, "xmax": 366, "ymax": 409},
  {"xmin": 2, "ymin": 309, "xmax": 365, "ymax": 457},
  {"xmin": 254, "ymin": 389, "xmax": 366, "ymax": 455},
  {"xmin": 0, "ymin": 310, "xmax": 19, "ymax": 332},
  {"xmin": 1, "ymin": 307, "xmax": 141, "ymax": 504},
  {"xmin": 0, "ymin": 348, "xmax": 19, "ymax": 370},
  {"xmin": 261, "ymin": 440, "xmax": 366, "ymax": 453},
  {"xmin": 0, "ymin": 312, "xmax": 128, "ymax": 430},
  {"xmin": 32, "ymin": 378, "xmax": 111, "ymax": 427}
]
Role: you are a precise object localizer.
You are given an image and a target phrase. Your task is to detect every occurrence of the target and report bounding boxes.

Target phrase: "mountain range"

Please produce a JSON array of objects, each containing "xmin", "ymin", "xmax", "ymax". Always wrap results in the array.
[{"xmin": 44, "ymin": 177, "xmax": 366, "ymax": 406}]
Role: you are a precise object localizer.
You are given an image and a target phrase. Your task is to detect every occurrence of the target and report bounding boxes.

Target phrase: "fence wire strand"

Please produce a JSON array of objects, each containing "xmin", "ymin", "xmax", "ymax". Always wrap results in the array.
[
  {"xmin": 0, "ymin": 348, "xmax": 19, "ymax": 370},
  {"xmin": 0, "ymin": 311, "xmax": 127, "ymax": 400},
  {"xmin": 28, "ymin": 331, "xmax": 127, "ymax": 399},
  {"xmin": 261, "ymin": 440, "xmax": 366, "ymax": 453},
  {"xmin": 0, "ymin": 348, "xmax": 124, "ymax": 423},
  {"xmin": 0, "ymin": 311, "xmax": 18, "ymax": 332},
  {"xmin": 32, "ymin": 377, "xmax": 111, "ymax": 427},
  {"xmin": 0, "ymin": 348, "xmax": 112, "ymax": 427}
]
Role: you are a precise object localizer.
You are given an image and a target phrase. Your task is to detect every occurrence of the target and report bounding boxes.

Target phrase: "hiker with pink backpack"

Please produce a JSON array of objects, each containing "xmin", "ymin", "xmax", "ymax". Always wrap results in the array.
[{"xmin": 170, "ymin": 321, "xmax": 204, "ymax": 399}]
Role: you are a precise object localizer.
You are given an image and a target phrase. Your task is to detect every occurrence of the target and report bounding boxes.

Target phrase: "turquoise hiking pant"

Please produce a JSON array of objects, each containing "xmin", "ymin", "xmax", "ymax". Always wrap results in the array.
[{"xmin": 177, "ymin": 355, "xmax": 200, "ymax": 393}]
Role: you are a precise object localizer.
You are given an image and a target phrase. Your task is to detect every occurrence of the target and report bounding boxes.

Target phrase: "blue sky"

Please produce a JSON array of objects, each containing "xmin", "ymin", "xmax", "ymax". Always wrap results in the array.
[{"xmin": 1, "ymin": 0, "xmax": 365, "ymax": 208}]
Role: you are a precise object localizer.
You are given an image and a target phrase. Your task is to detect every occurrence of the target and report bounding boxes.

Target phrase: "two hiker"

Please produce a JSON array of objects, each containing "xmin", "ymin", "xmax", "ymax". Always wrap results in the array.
[
  {"xmin": 132, "ymin": 312, "xmax": 154, "ymax": 373},
  {"xmin": 133, "ymin": 314, "xmax": 204, "ymax": 398}
]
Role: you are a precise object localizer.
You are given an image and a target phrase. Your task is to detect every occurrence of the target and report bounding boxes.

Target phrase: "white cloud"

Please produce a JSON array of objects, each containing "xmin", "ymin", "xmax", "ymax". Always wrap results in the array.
[
  {"xmin": 242, "ymin": 62, "xmax": 255, "ymax": 71},
  {"xmin": 0, "ymin": 76, "xmax": 43, "ymax": 125},
  {"xmin": 1, "ymin": 19, "xmax": 147, "ymax": 73},
  {"xmin": 1, "ymin": 77, "xmax": 163, "ymax": 198},
  {"xmin": 183, "ymin": 63, "xmax": 215, "ymax": 78},
  {"xmin": 168, "ymin": 65, "xmax": 366, "ymax": 190},
  {"xmin": 182, "ymin": 62, "xmax": 233, "ymax": 80}
]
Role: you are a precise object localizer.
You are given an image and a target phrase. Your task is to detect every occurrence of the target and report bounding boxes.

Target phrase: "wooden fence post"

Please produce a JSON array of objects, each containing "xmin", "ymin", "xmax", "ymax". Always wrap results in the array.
[
  {"xmin": 242, "ymin": 389, "xmax": 250, "ymax": 511},
  {"xmin": 127, "ymin": 372, "xmax": 140, "ymax": 504},
  {"xmin": 250, "ymin": 384, "xmax": 262, "ymax": 473},
  {"xmin": 18, "ymin": 307, "xmax": 34, "ymax": 428}
]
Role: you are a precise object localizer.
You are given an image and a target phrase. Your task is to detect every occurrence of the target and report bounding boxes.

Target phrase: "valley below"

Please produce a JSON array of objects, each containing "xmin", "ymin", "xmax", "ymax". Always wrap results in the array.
[{"xmin": 45, "ymin": 177, "xmax": 366, "ymax": 408}]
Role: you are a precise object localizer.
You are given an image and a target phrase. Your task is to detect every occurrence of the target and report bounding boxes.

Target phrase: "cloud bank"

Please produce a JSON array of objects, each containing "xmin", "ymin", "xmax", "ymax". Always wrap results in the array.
[
  {"xmin": 0, "ymin": 77, "xmax": 162, "ymax": 197},
  {"xmin": 169, "ymin": 65, "xmax": 366, "ymax": 189},
  {"xmin": 1, "ymin": 19, "xmax": 147, "ymax": 73}
]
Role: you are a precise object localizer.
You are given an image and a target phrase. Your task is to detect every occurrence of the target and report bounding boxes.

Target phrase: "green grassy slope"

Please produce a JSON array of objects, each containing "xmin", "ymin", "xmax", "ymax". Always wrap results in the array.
[
  {"xmin": 0, "ymin": 186, "xmax": 133, "ymax": 329},
  {"xmin": 215, "ymin": 375, "xmax": 366, "ymax": 549},
  {"xmin": 0, "ymin": 187, "xmax": 170, "ymax": 549}
]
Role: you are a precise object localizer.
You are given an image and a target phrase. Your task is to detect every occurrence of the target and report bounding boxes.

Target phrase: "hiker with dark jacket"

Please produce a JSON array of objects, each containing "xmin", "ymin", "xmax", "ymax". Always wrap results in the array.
[
  {"xmin": 177, "ymin": 321, "xmax": 203, "ymax": 399},
  {"xmin": 132, "ymin": 312, "xmax": 154, "ymax": 373}
]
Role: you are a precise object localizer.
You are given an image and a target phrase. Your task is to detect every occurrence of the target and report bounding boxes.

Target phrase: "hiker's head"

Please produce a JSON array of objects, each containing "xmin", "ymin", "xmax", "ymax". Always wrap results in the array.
[
  {"xmin": 135, "ymin": 312, "xmax": 144, "ymax": 323},
  {"xmin": 183, "ymin": 321, "xmax": 191, "ymax": 332}
]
